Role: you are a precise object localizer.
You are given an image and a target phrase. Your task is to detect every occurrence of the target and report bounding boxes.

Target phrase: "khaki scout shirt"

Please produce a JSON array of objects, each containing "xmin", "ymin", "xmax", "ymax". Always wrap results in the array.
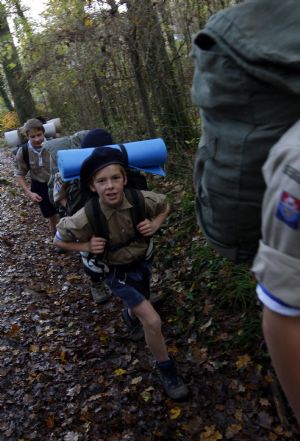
[
  {"xmin": 252, "ymin": 119, "xmax": 300, "ymax": 308},
  {"xmin": 56, "ymin": 190, "xmax": 167, "ymax": 266},
  {"xmin": 14, "ymin": 144, "xmax": 51, "ymax": 183}
]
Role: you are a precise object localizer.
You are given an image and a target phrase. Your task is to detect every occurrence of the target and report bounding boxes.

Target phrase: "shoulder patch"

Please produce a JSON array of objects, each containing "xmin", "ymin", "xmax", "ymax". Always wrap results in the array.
[{"xmin": 276, "ymin": 191, "xmax": 300, "ymax": 229}]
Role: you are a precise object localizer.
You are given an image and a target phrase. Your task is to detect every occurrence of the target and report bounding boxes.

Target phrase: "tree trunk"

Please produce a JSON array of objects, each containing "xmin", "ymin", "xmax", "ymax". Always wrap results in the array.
[
  {"xmin": 0, "ymin": 2, "xmax": 36, "ymax": 123},
  {"xmin": 11, "ymin": 0, "xmax": 32, "ymax": 38},
  {"xmin": 125, "ymin": 0, "xmax": 195, "ymax": 146},
  {"xmin": 0, "ymin": 70, "xmax": 14, "ymax": 110},
  {"xmin": 126, "ymin": 25, "xmax": 157, "ymax": 138},
  {"xmin": 93, "ymin": 71, "xmax": 110, "ymax": 128},
  {"xmin": 106, "ymin": 0, "xmax": 156, "ymax": 138}
]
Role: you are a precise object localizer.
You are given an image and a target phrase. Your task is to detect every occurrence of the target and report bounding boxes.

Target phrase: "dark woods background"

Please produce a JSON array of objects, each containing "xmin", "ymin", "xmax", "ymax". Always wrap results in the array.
[{"xmin": 0, "ymin": 0, "xmax": 239, "ymax": 161}]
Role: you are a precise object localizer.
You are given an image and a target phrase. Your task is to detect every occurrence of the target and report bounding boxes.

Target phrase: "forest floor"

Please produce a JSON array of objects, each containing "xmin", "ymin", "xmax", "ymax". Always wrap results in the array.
[{"xmin": 0, "ymin": 145, "xmax": 299, "ymax": 441}]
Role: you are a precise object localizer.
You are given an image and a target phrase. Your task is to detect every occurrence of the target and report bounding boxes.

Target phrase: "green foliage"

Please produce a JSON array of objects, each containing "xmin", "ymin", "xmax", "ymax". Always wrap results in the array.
[
  {"xmin": 180, "ymin": 192, "xmax": 195, "ymax": 216},
  {"xmin": 155, "ymin": 185, "xmax": 262, "ymax": 350}
]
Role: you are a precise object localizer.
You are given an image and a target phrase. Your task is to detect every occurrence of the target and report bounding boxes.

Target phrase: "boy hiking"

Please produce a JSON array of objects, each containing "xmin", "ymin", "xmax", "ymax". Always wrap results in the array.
[
  {"xmin": 53, "ymin": 147, "xmax": 189, "ymax": 400},
  {"xmin": 14, "ymin": 118, "xmax": 59, "ymax": 235},
  {"xmin": 51, "ymin": 128, "xmax": 115, "ymax": 304}
]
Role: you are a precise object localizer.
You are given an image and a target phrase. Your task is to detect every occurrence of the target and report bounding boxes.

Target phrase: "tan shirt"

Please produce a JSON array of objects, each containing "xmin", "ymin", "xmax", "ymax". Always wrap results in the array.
[
  {"xmin": 251, "ymin": 119, "xmax": 300, "ymax": 308},
  {"xmin": 56, "ymin": 190, "xmax": 167, "ymax": 265},
  {"xmin": 14, "ymin": 144, "xmax": 51, "ymax": 183}
]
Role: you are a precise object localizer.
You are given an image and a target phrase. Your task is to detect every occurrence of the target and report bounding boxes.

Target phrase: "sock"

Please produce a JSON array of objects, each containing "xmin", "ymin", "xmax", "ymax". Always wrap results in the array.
[
  {"xmin": 156, "ymin": 358, "xmax": 176, "ymax": 373},
  {"xmin": 126, "ymin": 308, "xmax": 139, "ymax": 325}
]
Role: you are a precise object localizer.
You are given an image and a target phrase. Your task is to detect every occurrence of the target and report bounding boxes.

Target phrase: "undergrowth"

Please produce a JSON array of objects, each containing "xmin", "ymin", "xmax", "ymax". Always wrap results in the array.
[{"xmin": 157, "ymin": 184, "xmax": 263, "ymax": 352}]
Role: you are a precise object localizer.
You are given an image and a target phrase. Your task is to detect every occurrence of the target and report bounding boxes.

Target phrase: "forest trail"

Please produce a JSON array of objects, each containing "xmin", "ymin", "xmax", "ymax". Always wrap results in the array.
[{"xmin": 0, "ymin": 146, "xmax": 298, "ymax": 440}]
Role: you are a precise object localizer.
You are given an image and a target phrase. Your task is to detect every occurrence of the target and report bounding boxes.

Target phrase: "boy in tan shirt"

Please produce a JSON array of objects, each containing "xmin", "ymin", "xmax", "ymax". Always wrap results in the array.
[
  {"xmin": 54, "ymin": 147, "xmax": 189, "ymax": 400},
  {"xmin": 15, "ymin": 118, "xmax": 58, "ymax": 235}
]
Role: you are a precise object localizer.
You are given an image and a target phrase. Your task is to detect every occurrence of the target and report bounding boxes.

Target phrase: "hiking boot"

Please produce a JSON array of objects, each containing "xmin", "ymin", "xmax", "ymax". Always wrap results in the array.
[
  {"xmin": 90, "ymin": 280, "xmax": 111, "ymax": 304},
  {"xmin": 156, "ymin": 359, "xmax": 189, "ymax": 401},
  {"xmin": 122, "ymin": 308, "xmax": 144, "ymax": 342},
  {"xmin": 55, "ymin": 247, "xmax": 67, "ymax": 254}
]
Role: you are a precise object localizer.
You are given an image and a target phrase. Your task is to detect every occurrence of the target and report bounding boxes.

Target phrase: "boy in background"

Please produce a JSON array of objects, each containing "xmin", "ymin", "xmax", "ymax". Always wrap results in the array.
[
  {"xmin": 54, "ymin": 147, "xmax": 189, "ymax": 400},
  {"xmin": 51, "ymin": 128, "xmax": 114, "ymax": 304},
  {"xmin": 14, "ymin": 118, "xmax": 59, "ymax": 235}
]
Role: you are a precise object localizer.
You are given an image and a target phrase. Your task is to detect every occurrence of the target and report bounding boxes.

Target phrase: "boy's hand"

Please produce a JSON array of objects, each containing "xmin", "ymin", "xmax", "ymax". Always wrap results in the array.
[
  {"xmin": 137, "ymin": 219, "xmax": 157, "ymax": 237},
  {"xmin": 89, "ymin": 235, "xmax": 107, "ymax": 254},
  {"xmin": 28, "ymin": 191, "xmax": 42, "ymax": 203}
]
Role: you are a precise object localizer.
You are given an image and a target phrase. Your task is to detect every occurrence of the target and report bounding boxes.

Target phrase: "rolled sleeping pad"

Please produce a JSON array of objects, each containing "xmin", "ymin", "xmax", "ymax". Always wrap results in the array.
[
  {"xmin": 4, "ymin": 129, "xmax": 22, "ymax": 147},
  {"xmin": 43, "ymin": 122, "xmax": 56, "ymax": 138},
  {"xmin": 57, "ymin": 138, "xmax": 167, "ymax": 181},
  {"xmin": 4, "ymin": 121, "xmax": 57, "ymax": 147},
  {"xmin": 47, "ymin": 118, "xmax": 62, "ymax": 132}
]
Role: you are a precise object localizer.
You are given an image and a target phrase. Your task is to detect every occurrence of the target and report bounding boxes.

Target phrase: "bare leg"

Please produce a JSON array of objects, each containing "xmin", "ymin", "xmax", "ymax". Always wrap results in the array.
[
  {"xmin": 263, "ymin": 306, "xmax": 300, "ymax": 425},
  {"xmin": 49, "ymin": 213, "xmax": 59, "ymax": 236},
  {"xmin": 131, "ymin": 299, "xmax": 169, "ymax": 362}
]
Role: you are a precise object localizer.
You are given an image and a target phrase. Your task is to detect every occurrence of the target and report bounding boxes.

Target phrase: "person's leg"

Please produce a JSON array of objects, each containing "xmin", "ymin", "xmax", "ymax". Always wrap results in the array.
[
  {"xmin": 32, "ymin": 180, "xmax": 59, "ymax": 236},
  {"xmin": 81, "ymin": 253, "xmax": 110, "ymax": 304},
  {"xmin": 131, "ymin": 299, "xmax": 168, "ymax": 361},
  {"xmin": 263, "ymin": 306, "xmax": 300, "ymax": 424},
  {"xmin": 107, "ymin": 263, "xmax": 150, "ymax": 340},
  {"xmin": 132, "ymin": 299, "xmax": 188, "ymax": 400},
  {"xmin": 105, "ymin": 270, "xmax": 189, "ymax": 399},
  {"xmin": 48, "ymin": 213, "xmax": 59, "ymax": 235}
]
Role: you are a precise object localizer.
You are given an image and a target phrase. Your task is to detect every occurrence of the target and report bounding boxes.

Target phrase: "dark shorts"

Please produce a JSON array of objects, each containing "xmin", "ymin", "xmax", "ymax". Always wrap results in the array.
[
  {"xmin": 105, "ymin": 259, "xmax": 152, "ymax": 309},
  {"xmin": 31, "ymin": 179, "xmax": 57, "ymax": 218}
]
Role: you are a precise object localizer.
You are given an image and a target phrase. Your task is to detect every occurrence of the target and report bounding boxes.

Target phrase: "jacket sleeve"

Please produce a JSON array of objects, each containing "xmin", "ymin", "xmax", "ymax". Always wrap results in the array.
[{"xmin": 55, "ymin": 207, "xmax": 93, "ymax": 242}]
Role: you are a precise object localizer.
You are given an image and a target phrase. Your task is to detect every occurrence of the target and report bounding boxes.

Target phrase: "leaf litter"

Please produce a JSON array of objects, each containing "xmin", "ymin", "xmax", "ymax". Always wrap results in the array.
[{"xmin": 0, "ymin": 146, "xmax": 299, "ymax": 440}]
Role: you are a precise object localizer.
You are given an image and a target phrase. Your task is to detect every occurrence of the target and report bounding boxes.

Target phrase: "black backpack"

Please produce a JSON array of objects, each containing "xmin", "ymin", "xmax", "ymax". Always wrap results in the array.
[{"xmin": 13, "ymin": 143, "xmax": 30, "ymax": 168}]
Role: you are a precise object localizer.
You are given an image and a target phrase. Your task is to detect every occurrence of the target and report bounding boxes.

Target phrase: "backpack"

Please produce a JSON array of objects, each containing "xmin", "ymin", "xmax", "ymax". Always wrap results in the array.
[
  {"xmin": 191, "ymin": 0, "xmax": 300, "ymax": 263},
  {"xmin": 13, "ymin": 143, "xmax": 30, "ymax": 168},
  {"xmin": 44, "ymin": 131, "xmax": 90, "ymax": 206}
]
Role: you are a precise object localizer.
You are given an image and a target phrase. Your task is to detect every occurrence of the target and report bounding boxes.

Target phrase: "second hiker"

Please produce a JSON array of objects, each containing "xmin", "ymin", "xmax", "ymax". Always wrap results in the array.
[{"xmin": 14, "ymin": 118, "xmax": 59, "ymax": 235}]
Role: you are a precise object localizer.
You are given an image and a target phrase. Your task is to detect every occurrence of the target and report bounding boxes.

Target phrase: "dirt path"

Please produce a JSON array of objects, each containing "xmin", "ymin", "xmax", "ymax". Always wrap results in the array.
[{"xmin": 0, "ymin": 146, "xmax": 298, "ymax": 440}]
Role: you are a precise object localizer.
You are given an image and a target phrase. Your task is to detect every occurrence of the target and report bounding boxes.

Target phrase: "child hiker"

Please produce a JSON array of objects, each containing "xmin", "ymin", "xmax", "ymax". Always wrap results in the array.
[
  {"xmin": 51, "ymin": 128, "xmax": 115, "ymax": 304},
  {"xmin": 53, "ymin": 147, "xmax": 189, "ymax": 400},
  {"xmin": 14, "ymin": 118, "xmax": 59, "ymax": 235}
]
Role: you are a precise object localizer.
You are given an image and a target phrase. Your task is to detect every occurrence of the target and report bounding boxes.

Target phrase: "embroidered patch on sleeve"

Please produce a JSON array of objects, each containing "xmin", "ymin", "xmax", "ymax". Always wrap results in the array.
[{"xmin": 276, "ymin": 191, "xmax": 300, "ymax": 229}]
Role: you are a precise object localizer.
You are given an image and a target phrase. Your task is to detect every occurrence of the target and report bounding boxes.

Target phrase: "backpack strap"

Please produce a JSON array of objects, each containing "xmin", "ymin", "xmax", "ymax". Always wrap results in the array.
[
  {"xmin": 117, "ymin": 144, "xmax": 129, "ymax": 166},
  {"xmin": 85, "ymin": 196, "xmax": 109, "ymax": 239},
  {"xmin": 22, "ymin": 143, "xmax": 30, "ymax": 168},
  {"xmin": 124, "ymin": 187, "xmax": 146, "ymax": 235}
]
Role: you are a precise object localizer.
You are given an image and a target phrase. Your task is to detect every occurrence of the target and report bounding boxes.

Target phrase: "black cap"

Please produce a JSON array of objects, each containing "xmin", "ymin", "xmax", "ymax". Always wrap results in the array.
[{"xmin": 80, "ymin": 147, "xmax": 127, "ymax": 184}]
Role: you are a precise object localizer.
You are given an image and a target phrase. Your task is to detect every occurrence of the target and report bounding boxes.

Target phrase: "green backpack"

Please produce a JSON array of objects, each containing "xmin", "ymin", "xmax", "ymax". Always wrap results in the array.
[
  {"xmin": 191, "ymin": 0, "xmax": 300, "ymax": 263},
  {"xmin": 44, "ymin": 131, "xmax": 89, "ymax": 207}
]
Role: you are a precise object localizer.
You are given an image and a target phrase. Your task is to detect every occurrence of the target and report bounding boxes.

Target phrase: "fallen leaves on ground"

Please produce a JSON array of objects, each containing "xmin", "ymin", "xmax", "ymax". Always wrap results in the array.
[{"xmin": 0, "ymin": 146, "xmax": 299, "ymax": 440}]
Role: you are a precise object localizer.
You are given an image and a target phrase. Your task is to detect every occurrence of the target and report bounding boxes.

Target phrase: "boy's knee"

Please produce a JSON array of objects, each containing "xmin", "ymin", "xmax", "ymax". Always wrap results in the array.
[{"xmin": 143, "ymin": 313, "xmax": 162, "ymax": 333}]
